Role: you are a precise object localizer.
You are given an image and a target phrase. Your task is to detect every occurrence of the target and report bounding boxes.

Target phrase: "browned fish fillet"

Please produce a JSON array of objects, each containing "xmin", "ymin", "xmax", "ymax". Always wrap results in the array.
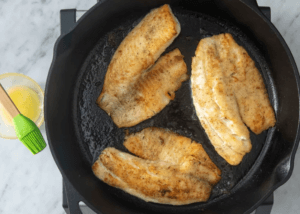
[
  {"xmin": 97, "ymin": 5, "xmax": 188, "ymax": 128},
  {"xmin": 192, "ymin": 37, "xmax": 251, "ymax": 165},
  {"xmin": 213, "ymin": 33, "xmax": 276, "ymax": 134},
  {"xmin": 99, "ymin": 49, "xmax": 188, "ymax": 127},
  {"xmin": 124, "ymin": 127, "xmax": 221, "ymax": 185},
  {"xmin": 92, "ymin": 147, "xmax": 212, "ymax": 205},
  {"xmin": 191, "ymin": 33, "xmax": 276, "ymax": 165}
]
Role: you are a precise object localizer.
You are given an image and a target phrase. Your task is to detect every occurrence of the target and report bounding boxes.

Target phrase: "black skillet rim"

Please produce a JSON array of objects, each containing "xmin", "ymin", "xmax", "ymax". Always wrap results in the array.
[{"xmin": 45, "ymin": 0, "xmax": 300, "ymax": 213}]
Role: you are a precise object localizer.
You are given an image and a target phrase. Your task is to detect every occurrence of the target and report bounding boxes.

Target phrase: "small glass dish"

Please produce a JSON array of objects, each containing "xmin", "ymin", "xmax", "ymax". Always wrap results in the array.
[{"xmin": 0, "ymin": 73, "xmax": 44, "ymax": 139}]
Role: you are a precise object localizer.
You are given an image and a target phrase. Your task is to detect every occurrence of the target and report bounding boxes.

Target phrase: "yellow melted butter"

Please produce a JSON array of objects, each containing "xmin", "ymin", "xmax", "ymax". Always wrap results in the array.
[{"xmin": 0, "ymin": 86, "xmax": 41, "ymax": 126}]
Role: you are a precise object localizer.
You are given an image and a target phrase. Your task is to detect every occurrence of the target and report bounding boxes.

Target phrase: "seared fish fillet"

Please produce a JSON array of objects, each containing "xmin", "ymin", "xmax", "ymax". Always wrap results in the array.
[
  {"xmin": 191, "ymin": 33, "xmax": 276, "ymax": 165},
  {"xmin": 97, "ymin": 4, "xmax": 188, "ymax": 127},
  {"xmin": 99, "ymin": 49, "xmax": 188, "ymax": 127},
  {"xmin": 124, "ymin": 127, "xmax": 221, "ymax": 185},
  {"xmin": 92, "ymin": 147, "xmax": 212, "ymax": 205},
  {"xmin": 214, "ymin": 34, "xmax": 276, "ymax": 134}
]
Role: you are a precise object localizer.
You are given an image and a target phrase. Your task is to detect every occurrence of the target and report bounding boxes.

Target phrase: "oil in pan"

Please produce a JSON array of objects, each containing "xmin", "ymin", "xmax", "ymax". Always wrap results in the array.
[{"xmin": 73, "ymin": 6, "xmax": 277, "ymax": 210}]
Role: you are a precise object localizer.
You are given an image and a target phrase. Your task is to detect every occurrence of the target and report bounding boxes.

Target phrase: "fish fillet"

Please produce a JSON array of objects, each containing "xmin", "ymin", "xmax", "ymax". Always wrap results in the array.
[
  {"xmin": 97, "ymin": 4, "xmax": 188, "ymax": 128},
  {"xmin": 92, "ymin": 147, "xmax": 212, "ymax": 205},
  {"xmin": 191, "ymin": 33, "xmax": 276, "ymax": 165},
  {"xmin": 213, "ymin": 33, "xmax": 276, "ymax": 134},
  {"xmin": 99, "ymin": 49, "xmax": 188, "ymax": 127},
  {"xmin": 124, "ymin": 127, "xmax": 221, "ymax": 185}
]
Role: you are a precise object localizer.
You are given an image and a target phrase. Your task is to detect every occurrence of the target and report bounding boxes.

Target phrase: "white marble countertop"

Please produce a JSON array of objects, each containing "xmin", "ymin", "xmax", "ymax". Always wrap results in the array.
[{"xmin": 0, "ymin": 0, "xmax": 299, "ymax": 213}]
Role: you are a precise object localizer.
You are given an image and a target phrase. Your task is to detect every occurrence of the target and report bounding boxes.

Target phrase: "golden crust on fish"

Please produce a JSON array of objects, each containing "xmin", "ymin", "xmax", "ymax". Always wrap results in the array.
[
  {"xmin": 213, "ymin": 33, "xmax": 276, "ymax": 134},
  {"xmin": 124, "ymin": 127, "xmax": 221, "ymax": 185},
  {"xmin": 192, "ymin": 40, "xmax": 252, "ymax": 165},
  {"xmin": 199, "ymin": 118, "xmax": 245, "ymax": 165},
  {"xmin": 92, "ymin": 147, "xmax": 212, "ymax": 205},
  {"xmin": 97, "ymin": 5, "xmax": 187, "ymax": 128},
  {"xmin": 99, "ymin": 49, "xmax": 188, "ymax": 128},
  {"xmin": 191, "ymin": 33, "xmax": 276, "ymax": 165}
]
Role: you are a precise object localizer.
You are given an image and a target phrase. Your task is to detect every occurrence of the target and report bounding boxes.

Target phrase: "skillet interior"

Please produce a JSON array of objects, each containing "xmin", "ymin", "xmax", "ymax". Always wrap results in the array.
[
  {"xmin": 74, "ymin": 6, "xmax": 277, "ymax": 212},
  {"xmin": 45, "ymin": 1, "xmax": 300, "ymax": 214}
]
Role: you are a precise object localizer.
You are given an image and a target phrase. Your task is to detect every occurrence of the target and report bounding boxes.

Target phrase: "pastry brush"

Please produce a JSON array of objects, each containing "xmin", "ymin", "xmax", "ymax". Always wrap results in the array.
[{"xmin": 0, "ymin": 84, "xmax": 46, "ymax": 154}]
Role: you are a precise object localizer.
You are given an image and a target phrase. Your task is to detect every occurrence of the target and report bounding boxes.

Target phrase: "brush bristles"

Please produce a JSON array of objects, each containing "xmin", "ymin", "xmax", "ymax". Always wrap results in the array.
[{"xmin": 20, "ymin": 130, "xmax": 46, "ymax": 154}]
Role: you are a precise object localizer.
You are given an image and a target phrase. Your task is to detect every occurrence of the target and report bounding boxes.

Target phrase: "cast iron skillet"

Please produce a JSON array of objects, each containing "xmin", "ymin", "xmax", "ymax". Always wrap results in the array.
[{"xmin": 45, "ymin": 0, "xmax": 300, "ymax": 213}]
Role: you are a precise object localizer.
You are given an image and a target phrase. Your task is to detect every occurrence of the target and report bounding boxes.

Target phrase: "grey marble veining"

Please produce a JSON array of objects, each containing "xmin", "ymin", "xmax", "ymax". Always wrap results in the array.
[{"xmin": 0, "ymin": 0, "xmax": 299, "ymax": 214}]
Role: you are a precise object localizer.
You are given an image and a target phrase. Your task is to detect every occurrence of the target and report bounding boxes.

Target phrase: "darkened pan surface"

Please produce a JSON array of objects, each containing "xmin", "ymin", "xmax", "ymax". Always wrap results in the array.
[
  {"xmin": 45, "ymin": 0, "xmax": 300, "ymax": 214},
  {"xmin": 75, "ymin": 8, "xmax": 276, "ymax": 205}
]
